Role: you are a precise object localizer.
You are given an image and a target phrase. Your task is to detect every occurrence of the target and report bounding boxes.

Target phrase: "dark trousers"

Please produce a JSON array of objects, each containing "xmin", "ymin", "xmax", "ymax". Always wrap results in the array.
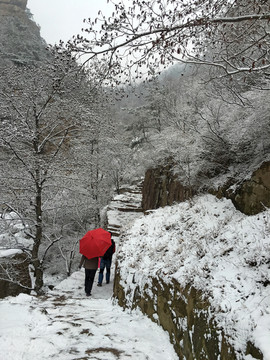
[
  {"xmin": 85, "ymin": 269, "xmax": 96, "ymax": 295},
  {"xmin": 98, "ymin": 258, "xmax": 112, "ymax": 284}
]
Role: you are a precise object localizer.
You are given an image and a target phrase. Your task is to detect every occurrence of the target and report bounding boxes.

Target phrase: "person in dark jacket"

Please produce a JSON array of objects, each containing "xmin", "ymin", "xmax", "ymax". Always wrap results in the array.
[
  {"xmin": 97, "ymin": 239, "xmax": 115, "ymax": 286},
  {"xmin": 79, "ymin": 256, "xmax": 99, "ymax": 296}
]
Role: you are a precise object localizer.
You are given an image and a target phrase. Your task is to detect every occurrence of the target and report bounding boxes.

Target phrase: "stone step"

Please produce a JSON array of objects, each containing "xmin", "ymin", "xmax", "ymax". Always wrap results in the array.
[
  {"xmin": 111, "ymin": 198, "xmax": 142, "ymax": 205},
  {"xmin": 107, "ymin": 180, "xmax": 144, "ymax": 239},
  {"xmin": 117, "ymin": 207, "xmax": 143, "ymax": 213},
  {"xmin": 109, "ymin": 224, "xmax": 121, "ymax": 229},
  {"xmin": 108, "ymin": 230, "xmax": 120, "ymax": 237},
  {"xmin": 116, "ymin": 203, "xmax": 141, "ymax": 209},
  {"xmin": 107, "ymin": 203, "xmax": 143, "ymax": 212},
  {"xmin": 120, "ymin": 190, "xmax": 142, "ymax": 195}
]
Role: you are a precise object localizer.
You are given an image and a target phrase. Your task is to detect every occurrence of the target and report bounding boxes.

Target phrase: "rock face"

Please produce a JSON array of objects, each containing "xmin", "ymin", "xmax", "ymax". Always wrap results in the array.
[
  {"xmin": 142, "ymin": 161, "xmax": 195, "ymax": 212},
  {"xmin": 0, "ymin": 0, "xmax": 48, "ymax": 66},
  {"xmin": 142, "ymin": 160, "xmax": 270, "ymax": 215},
  {"xmin": 113, "ymin": 265, "xmax": 263, "ymax": 359},
  {"xmin": 221, "ymin": 161, "xmax": 270, "ymax": 215},
  {"xmin": 0, "ymin": 0, "xmax": 27, "ymax": 7},
  {"xmin": 0, "ymin": 0, "xmax": 27, "ymax": 15},
  {"xmin": 0, "ymin": 252, "xmax": 31, "ymax": 298}
]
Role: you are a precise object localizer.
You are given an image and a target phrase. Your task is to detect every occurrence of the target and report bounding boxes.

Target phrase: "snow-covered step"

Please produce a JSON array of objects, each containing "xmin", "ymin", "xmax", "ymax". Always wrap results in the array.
[{"xmin": 106, "ymin": 180, "xmax": 143, "ymax": 238}]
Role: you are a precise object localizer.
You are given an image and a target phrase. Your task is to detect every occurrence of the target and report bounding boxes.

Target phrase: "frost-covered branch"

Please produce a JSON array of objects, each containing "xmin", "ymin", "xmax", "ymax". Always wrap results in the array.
[
  {"xmin": 41, "ymin": 234, "xmax": 62, "ymax": 264},
  {"xmin": 58, "ymin": 238, "xmax": 79, "ymax": 276},
  {"xmin": 0, "ymin": 259, "xmax": 32, "ymax": 291},
  {"xmin": 63, "ymin": 0, "xmax": 270, "ymax": 84}
]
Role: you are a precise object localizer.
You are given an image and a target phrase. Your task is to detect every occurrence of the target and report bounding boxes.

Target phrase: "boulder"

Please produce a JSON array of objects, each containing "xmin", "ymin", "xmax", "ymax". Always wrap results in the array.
[
  {"xmin": 215, "ymin": 161, "xmax": 270, "ymax": 215},
  {"xmin": 0, "ymin": 252, "xmax": 31, "ymax": 298}
]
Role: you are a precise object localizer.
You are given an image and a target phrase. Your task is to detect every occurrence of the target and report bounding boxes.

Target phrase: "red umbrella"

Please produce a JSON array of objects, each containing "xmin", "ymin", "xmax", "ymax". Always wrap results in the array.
[{"xmin": 79, "ymin": 228, "xmax": 112, "ymax": 259}]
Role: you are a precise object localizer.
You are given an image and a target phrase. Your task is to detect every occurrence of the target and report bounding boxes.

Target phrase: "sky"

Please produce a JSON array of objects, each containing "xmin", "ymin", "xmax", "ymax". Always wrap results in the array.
[{"xmin": 27, "ymin": 0, "xmax": 114, "ymax": 45}]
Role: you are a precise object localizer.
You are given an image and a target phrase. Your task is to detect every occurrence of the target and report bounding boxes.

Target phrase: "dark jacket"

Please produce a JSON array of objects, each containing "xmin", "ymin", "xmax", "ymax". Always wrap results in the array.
[
  {"xmin": 102, "ymin": 239, "xmax": 115, "ymax": 260},
  {"xmin": 79, "ymin": 255, "xmax": 99, "ymax": 269}
]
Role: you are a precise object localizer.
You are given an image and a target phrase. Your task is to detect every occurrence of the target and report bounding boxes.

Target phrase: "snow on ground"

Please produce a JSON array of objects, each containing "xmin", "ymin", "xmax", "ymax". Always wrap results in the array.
[
  {"xmin": 0, "ymin": 269, "xmax": 178, "ymax": 360},
  {"xmin": 117, "ymin": 194, "xmax": 270, "ymax": 359},
  {"xmin": 1, "ymin": 193, "xmax": 270, "ymax": 359}
]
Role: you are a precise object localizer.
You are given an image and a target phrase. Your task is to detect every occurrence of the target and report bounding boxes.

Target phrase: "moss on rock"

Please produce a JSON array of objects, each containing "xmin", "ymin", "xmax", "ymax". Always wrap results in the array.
[{"xmin": 113, "ymin": 266, "xmax": 261, "ymax": 359}]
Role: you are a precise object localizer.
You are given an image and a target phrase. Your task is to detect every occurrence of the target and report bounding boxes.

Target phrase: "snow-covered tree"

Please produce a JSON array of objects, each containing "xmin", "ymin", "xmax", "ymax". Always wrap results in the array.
[
  {"xmin": 0, "ymin": 55, "xmax": 97, "ymax": 293},
  {"xmin": 66, "ymin": 0, "xmax": 270, "ymax": 84}
]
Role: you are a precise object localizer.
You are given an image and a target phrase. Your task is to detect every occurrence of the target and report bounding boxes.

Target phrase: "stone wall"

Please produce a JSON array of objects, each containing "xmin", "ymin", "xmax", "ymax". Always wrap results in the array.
[
  {"xmin": 113, "ymin": 263, "xmax": 263, "ymax": 359},
  {"xmin": 0, "ymin": 252, "xmax": 31, "ymax": 298}
]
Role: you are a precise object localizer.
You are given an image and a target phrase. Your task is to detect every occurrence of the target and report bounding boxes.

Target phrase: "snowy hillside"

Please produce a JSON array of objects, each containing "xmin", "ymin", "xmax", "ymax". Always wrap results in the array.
[
  {"xmin": 117, "ymin": 194, "xmax": 270, "ymax": 359},
  {"xmin": 1, "ymin": 192, "xmax": 270, "ymax": 358}
]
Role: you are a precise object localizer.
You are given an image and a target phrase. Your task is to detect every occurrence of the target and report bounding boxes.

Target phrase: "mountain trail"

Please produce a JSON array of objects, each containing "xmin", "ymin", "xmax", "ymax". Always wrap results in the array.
[{"xmin": 0, "ymin": 268, "xmax": 177, "ymax": 360}]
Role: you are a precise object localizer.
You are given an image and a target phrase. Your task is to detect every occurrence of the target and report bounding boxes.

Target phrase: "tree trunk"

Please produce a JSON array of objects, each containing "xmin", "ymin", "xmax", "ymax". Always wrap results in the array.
[{"xmin": 32, "ymin": 182, "xmax": 44, "ymax": 294}]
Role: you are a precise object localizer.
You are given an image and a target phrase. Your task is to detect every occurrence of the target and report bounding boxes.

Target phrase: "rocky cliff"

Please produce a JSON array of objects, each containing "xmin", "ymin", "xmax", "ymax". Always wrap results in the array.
[
  {"xmin": 142, "ymin": 160, "xmax": 270, "ymax": 216},
  {"xmin": 0, "ymin": 0, "xmax": 48, "ymax": 66},
  {"xmin": 142, "ymin": 160, "xmax": 195, "ymax": 212},
  {"xmin": 114, "ymin": 267, "xmax": 263, "ymax": 359},
  {"xmin": 0, "ymin": 0, "xmax": 27, "ymax": 15},
  {"xmin": 215, "ymin": 161, "xmax": 270, "ymax": 215}
]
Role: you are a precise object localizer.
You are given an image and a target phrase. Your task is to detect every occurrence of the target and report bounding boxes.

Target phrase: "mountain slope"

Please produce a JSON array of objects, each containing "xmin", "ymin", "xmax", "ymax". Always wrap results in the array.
[{"xmin": 0, "ymin": 0, "xmax": 49, "ymax": 66}]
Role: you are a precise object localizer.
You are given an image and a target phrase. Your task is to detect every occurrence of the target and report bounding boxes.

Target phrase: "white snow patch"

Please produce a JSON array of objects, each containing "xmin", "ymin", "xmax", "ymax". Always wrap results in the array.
[
  {"xmin": 0, "ymin": 270, "xmax": 178, "ymax": 360},
  {"xmin": 117, "ymin": 194, "xmax": 270, "ymax": 358}
]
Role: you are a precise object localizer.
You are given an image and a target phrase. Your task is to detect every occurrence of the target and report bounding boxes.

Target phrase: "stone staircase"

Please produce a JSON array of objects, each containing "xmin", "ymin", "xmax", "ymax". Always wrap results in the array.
[{"xmin": 107, "ymin": 180, "xmax": 144, "ymax": 238}]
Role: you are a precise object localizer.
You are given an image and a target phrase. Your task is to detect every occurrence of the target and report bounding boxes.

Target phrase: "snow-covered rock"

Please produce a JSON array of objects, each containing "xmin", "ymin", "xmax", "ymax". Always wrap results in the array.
[{"xmin": 114, "ymin": 194, "xmax": 270, "ymax": 359}]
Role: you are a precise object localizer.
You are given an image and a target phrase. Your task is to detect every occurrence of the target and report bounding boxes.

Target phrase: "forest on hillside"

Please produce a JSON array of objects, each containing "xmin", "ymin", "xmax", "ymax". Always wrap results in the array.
[{"xmin": 0, "ymin": 0, "xmax": 269, "ymax": 293}]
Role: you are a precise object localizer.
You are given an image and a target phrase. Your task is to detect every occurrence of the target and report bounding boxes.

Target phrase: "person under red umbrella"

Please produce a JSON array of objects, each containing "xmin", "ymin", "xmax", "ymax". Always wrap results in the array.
[
  {"xmin": 78, "ymin": 228, "xmax": 112, "ymax": 297},
  {"xmin": 97, "ymin": 237, "xmax": 115, "ymax": 286},
  {"xmin": 78, "ymin": 255, "xmax": 99, "ymax": 297}
]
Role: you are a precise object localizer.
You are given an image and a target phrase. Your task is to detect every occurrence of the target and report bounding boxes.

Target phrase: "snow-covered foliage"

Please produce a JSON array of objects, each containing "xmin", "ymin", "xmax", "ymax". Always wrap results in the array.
[
  {"xmin": 117, "ymin": 194, "xmax": 270, "ymax": 358},
  {"xmin": 117, "ymin": 67, "xmax": 270, "ymax": 189},
  {"xmin": 0, "ymin": 211, "xmax": 33, "ymax": 252},
  {"xmin": 0, "ymin": 58, "xmax": 123, "ymax": 290}
]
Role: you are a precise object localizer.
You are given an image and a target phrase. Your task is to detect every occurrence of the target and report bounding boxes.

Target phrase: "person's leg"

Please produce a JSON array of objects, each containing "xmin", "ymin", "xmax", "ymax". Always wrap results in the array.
[
  {"xmin": 98, "ymin": 258, "xmax": 105, "ymax": 285},
  {"xmin": 88, "ymin": 269, "xmax": 97, "ymax": 294},
  {"xmin": 85, "ymin": 269, "xmax": 91, "ymax": 295},
  {"xmin": 105, "ymin": 259, "xmax": 112, "ymax": 284}
]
